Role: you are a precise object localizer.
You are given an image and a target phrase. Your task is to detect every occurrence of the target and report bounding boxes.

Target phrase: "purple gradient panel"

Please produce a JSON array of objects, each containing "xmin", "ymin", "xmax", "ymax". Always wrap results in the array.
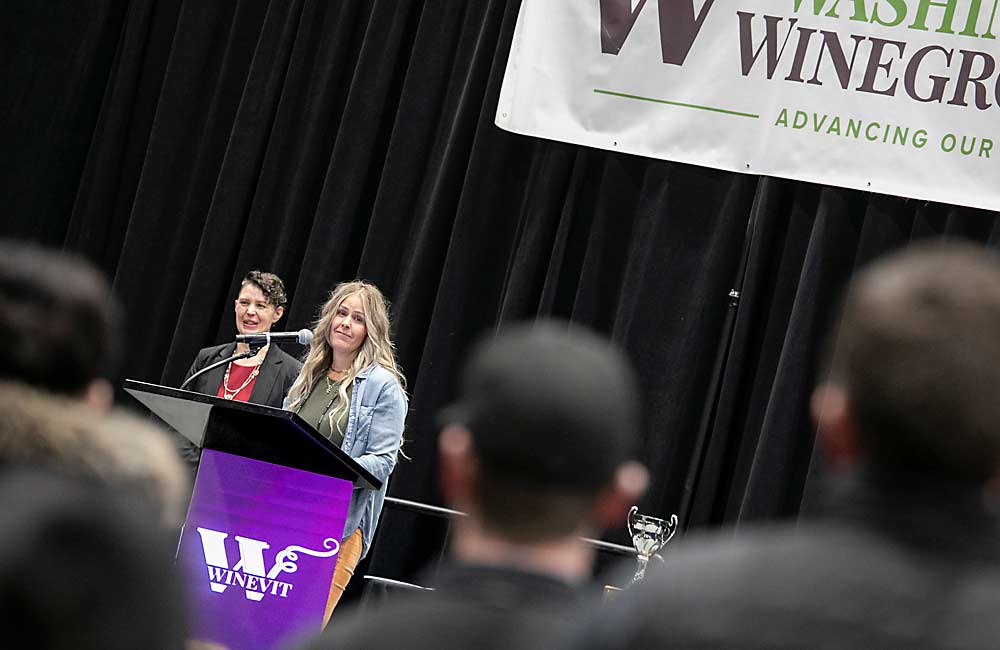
[{"xmin": 177, "ymin": 450, "xmax": 353, "ymax": 650}]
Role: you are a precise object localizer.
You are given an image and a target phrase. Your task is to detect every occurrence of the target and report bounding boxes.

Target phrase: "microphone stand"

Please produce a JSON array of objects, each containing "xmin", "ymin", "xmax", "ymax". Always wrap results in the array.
[{"xmin": 179, "ymin": 341, "xmax": 266, "ymax": 392}]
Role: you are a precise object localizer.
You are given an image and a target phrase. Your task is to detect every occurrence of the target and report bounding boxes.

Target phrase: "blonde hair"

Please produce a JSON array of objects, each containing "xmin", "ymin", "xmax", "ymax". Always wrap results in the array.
[{"xmin": 286, "ymin": 281, "xmax": 406, "ymax": 436}]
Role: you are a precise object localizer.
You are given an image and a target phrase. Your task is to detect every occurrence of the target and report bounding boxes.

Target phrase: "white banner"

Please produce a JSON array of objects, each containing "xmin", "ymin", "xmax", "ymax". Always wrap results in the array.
[{"xmin": 496, "ymin": 0, "xmax": 1000, "ymax": 211}]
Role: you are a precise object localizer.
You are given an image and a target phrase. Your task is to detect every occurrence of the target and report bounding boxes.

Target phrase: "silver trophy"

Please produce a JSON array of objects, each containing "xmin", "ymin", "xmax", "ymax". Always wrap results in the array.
[{"xmin": 627, "ymin": 506, "xmax": 678, "ymax": 584}]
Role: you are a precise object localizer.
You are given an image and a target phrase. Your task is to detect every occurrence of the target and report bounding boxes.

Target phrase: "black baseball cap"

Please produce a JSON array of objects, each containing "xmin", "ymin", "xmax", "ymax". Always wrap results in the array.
[{"xmin": 440, "ymin": 320, "xmax": 640, "ymax": 490}]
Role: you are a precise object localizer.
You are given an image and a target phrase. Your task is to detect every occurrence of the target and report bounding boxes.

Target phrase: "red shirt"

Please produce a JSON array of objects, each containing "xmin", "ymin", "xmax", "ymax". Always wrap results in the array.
[{"xmin": 217, "ymin": 363, "xmax": 259, "ymax": 402}]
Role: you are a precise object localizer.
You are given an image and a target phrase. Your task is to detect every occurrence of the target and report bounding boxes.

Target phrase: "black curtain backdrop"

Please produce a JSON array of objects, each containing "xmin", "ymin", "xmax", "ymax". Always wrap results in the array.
[{"xmin": 4, "ymin": 0, "xmax": 1000, "ymax": 588}]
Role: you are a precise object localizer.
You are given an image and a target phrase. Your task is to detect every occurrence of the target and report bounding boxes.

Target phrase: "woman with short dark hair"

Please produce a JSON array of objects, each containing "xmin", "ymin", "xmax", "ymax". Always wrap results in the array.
[{"xmin": 183, "ymin": 270, "xmax": 302, "ymax": 406}]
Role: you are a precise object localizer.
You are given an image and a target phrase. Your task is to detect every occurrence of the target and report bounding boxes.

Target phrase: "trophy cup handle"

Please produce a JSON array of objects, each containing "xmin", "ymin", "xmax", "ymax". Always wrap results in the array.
[
  {"xmin": 662, "ymin": 514, "xmax": 679, "ymax": 545},
  {"xmin": 626, "ymin": 505, "xmax": 638, "ymax": 539}
]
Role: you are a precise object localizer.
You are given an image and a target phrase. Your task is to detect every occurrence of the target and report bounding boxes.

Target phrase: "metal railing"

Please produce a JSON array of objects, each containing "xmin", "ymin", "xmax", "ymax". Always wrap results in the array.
[
  {"xmin": 363, "ymin": 575, "xmax": 433, "ymax": 591},
  {"xmin": 383, "ymin": 496, "xmax": 636, "ymax": 556}
]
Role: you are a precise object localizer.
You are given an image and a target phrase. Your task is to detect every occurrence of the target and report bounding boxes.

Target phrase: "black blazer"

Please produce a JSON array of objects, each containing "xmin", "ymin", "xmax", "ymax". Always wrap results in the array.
[
  {"xmin": 183, "ymin": 342, "xmax": 303, "ymax": 409},
  {"xmin": 177, "ymin": 342, "xmax": 303, "ymax": 470}
]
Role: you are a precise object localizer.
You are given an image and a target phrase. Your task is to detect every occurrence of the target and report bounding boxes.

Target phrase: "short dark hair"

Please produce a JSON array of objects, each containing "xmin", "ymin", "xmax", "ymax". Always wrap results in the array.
[
  {"xmin": 476, "ymin": 469, "xmax": 601, "ymax": 543},
  {"xmin": 443, "ymin": 321, "xmax": 640, "ymax": 541},
  {"xmin": 241, "ymin": 270, "xmax": 288, "ymax": 310},
  {"xmin": 829, "ymin": 241, "xmax": 1000, "ymax": 484},
  {"xmin": 0, "ymin": 241, "xmax": 121, "ymax": 395}
]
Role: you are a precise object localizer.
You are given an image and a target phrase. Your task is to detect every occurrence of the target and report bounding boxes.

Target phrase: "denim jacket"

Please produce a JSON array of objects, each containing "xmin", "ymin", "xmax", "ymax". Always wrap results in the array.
[{"xmin": 287, "ymin": 364, "xmax": 407, "ymax": 559}]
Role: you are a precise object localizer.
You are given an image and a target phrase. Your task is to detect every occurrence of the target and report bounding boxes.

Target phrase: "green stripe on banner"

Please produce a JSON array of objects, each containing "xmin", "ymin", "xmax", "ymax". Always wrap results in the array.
[{"xmin": 593, "ymin": 89, "xmax": 759, "ymax": 119}]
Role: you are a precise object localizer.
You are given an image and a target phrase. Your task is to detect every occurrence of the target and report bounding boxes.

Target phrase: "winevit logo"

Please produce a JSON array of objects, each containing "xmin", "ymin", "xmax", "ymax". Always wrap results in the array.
[{"xmin": 195, "ymin": 527, "xmax": 340, "ymax": 602}]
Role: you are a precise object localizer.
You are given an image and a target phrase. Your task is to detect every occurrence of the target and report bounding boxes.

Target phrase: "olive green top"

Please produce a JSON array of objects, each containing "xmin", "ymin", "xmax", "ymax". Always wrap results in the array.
[{"xmin": 296, "ymin": 376, "xmax": 352, "ymax": 447}]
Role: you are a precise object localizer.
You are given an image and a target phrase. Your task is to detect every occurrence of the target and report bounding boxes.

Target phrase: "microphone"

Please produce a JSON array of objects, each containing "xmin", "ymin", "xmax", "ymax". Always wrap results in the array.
[{"xmin": 235, "ymin": 329, "xmax": 313, "ymax": 346}]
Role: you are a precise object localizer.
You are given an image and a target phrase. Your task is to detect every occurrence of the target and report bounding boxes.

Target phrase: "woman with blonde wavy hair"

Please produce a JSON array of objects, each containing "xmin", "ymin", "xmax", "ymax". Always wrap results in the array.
[{"xmin": 285, "ymin": 280, "xmax": 407, "ymax": 624}]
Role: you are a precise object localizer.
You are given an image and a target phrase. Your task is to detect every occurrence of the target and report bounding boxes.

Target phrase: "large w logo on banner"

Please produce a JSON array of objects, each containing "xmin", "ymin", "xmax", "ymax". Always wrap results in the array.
[{"xmin": 600, "ymin": 0, "xmax": 716, "ymax": 65}]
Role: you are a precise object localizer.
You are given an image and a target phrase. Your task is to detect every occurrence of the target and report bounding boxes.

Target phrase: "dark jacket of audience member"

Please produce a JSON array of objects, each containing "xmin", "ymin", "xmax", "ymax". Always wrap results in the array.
[
  {"xmin": 307, "ymin": 563, "xmax": 586, "ymax": 650},
  {"xmin": 0, "ymin": 470, "xmax": 187, "ymax": 650},
  {"xmin": 299, "ymin": 322, "xmax": 648, "ymax": 650},
  {"xmin": 568, "ymin": 242, "xmax": 1000, "ymax": 650}
]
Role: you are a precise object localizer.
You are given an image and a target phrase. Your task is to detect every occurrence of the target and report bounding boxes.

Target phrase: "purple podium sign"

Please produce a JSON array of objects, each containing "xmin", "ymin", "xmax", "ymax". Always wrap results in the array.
[{"xmin": 177, "ymin": 450, "xmax": 353, "ymax": 650}]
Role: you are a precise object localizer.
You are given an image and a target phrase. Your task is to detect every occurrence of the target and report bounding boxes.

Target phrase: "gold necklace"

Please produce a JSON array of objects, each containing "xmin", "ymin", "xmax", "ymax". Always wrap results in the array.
[
  {"xmin": 326, "ymin": 366, "xmax": 350, "ymax": 394},
  {"xmin": 222, "ymin": 359, "xmax": 262, "ymax": 400}
]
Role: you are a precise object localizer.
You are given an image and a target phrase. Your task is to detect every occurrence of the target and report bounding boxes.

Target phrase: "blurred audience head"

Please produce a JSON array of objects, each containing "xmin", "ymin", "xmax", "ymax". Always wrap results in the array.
[
  {"xmin": 813, "ymin": 241, "xmax": 1000, "ymax": 485},
  {"xmin": 438, "ymin": 320, "xmax": 648, "ymax": 543},
  {"xmin": 0, "ymin": 240, "xmax": 121, "ymax": 410},
  {"xmin": 0, "ymin": 469, "xmax": 186, "ymax": 650}
]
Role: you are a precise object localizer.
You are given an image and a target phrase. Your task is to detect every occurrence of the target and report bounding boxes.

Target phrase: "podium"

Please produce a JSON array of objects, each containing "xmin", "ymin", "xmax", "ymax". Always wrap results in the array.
[{"xmin": 125, "ymin": 380, "xmax": 379, "ymax": 650}]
